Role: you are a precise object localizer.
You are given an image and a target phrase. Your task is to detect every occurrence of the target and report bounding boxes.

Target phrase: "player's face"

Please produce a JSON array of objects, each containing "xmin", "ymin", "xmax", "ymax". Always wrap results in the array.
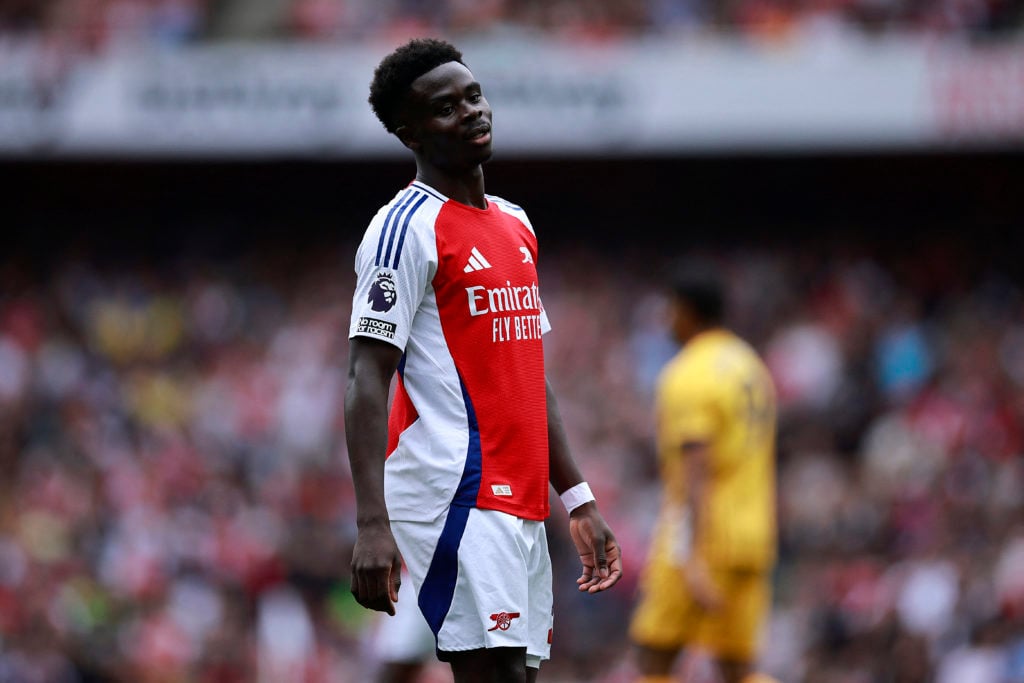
[
  {"xmin": 400, "ymin": 61, "xmax": 493, "ymax": 171},
  {"xmin": 670, "ymin": 297, "xmax": 700, "ymax": 344}
]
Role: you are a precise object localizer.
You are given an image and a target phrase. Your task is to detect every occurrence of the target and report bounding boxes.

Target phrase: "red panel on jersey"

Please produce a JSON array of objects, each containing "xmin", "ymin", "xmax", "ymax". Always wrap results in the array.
[
  {"xmin": 387, "ymin": 375, "xmax": 419, "ymax": 458},
  {"xmin": 431, "ymin": 200, "xmax": 550, "ymax": 520}
]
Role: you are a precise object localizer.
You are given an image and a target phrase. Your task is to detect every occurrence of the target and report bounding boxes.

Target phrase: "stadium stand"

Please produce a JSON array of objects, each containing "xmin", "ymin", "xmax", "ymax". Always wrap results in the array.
[{"xmin": 2, "ymin": 2, "xmax": 1023, "ymax": 681}]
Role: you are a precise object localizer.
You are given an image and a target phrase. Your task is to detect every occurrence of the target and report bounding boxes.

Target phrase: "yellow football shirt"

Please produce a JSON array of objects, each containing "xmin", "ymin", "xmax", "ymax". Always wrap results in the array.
[{"xmin": 654, "ymin": 328, "xmax": 777, "ymax": 571}]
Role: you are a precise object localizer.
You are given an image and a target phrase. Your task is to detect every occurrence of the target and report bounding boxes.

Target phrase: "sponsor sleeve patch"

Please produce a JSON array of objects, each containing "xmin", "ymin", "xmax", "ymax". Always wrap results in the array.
[{"xmin": 356, "ymin": 316, "xmax": 397, "ymax": 340}]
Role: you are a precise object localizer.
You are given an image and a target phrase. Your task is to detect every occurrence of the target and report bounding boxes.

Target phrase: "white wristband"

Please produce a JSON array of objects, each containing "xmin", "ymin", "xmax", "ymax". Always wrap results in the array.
[{"xmin": 560, "ymin": 482, "xmax": 596, "ymax": 514}]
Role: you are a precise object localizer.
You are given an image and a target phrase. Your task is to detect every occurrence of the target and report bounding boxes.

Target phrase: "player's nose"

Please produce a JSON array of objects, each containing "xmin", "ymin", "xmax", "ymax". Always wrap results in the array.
[{"xmin": 461, "ymin": 100, "xmax": 484, "ymax": 121}]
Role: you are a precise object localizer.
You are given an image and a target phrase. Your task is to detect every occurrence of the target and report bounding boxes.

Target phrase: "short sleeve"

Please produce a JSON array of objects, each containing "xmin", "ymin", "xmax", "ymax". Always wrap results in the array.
[
  {"xmin": 660, "ymin": 373, "xmax": 718, "ymax": 448},
  {"xmin": 349, "ymin": 205, "xmax": 434, "ymax": 351}
]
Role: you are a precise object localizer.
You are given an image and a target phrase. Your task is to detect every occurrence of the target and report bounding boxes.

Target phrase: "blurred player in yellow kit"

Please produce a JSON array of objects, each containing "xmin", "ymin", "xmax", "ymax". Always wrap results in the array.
[{"xmin": 629, "ymin": 259, "xmax": 781, "ymax": 683}]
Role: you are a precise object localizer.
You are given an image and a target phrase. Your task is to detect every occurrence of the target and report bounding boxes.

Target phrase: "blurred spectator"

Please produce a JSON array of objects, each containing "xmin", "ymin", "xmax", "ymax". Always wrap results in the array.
[
  {"xmin": 2, "ymin": 0, "xmax": 1021, "ymax": 51},
  {"xmin": 0, "ymin": 234, "xmax": 1023, "ymax": 681}
]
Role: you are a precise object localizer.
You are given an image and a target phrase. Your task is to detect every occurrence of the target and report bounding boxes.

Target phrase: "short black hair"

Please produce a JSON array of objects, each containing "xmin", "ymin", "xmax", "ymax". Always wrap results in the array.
[
  {"xmin": 668, "ymin": 258, "xmax": 726, "ymax": 325},
  {"xmin": 368, "ymin": 38, "xmax": 465, "ymax": 134}
]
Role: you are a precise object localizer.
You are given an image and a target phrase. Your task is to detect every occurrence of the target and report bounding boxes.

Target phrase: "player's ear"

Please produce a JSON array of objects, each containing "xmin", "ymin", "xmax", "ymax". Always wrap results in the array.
[{"xmin": 395, "ymin": 124, "xmax": 420, "ymax": 151}]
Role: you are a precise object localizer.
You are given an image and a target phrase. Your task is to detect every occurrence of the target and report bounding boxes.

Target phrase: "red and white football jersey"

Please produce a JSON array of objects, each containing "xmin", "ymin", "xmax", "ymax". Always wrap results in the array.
[{"xmin": 349, "ymin": 180, "xmax": 552, "ymax": 523}]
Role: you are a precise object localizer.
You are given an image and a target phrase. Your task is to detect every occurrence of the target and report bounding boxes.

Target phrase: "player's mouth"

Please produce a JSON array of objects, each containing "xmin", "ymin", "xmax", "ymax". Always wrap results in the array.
[{"xmin": 466, "ymin": 123, "xmax": 491, "ymax": 145}]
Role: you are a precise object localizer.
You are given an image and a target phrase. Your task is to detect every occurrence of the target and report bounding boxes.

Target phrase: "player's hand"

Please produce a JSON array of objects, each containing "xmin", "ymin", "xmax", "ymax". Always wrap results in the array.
[
  {"xmin": 349, "ymin": 522, "xmax": 403, "ymax": 615},
  {"xmin": 568, "ymin": 503, "xmax": 623, "ymax": 593},
  {"xmin": 684, "ymin": 557, "xmax": 722, "ymax": 612}
]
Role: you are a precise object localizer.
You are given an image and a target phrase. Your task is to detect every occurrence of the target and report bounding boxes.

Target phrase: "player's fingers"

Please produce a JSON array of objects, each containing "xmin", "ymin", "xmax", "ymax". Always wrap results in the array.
[
  {"xmin": 350, "ymin": 570, "xmax": 364, "ymax": 603},
  {"xmin": 354, "ymin": 566, "xmax": 389, "ymax": 615},
  {"xmin": 589, "ymin": 563, "xmax": 623, "ymax": 592},
  {"xmin": 579, "ymin": 567, "xmax": 603, "ymax": 591},
  {"xmin": 588, "ymin": 543, "xmax": 623, "ymax": 593},
  {"xmin": 592, "ymin": 534, "xmax": 609, "ymax": 578},
  {"xmin": 353, "ymin": 569, "xmax": 389, "ymax": 612},
  {"xmin": 372, "ymin": 569, "xmax": 396, "ymax": 616},
  {"xmin": 389, "ymin": 557, "xmax": 402, "ymax": 603},
  {"xmin": 576, "ymin": 553, "xmax": 595, "ymax": 589},
  {"xmin": 589, "ymin": 576, "xmax": 612, "ymax": 591}
]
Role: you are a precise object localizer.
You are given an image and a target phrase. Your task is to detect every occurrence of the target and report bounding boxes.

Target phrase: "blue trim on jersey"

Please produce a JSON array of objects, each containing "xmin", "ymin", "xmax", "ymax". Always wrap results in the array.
[
  {"xmin": 454, "ymin": 377, "xmax": 483, "ymax": 506},
  {"xmin": 392, "ymin": 193, "xmax": 428, "ymax": 269},
  {"xmin": 383, "ymin": 191, "xmax": 422, "ymax": 268},
  {"xmin": 412, "ymin": 181, "xmax": 447, "ymax": 203},
  {"xmin": 376, "ymin": 189, "xmax": 411, "ymax": 267},
  {"xmin": 416, "ymin": 376, "xmax": 483, "ymax": 638}
]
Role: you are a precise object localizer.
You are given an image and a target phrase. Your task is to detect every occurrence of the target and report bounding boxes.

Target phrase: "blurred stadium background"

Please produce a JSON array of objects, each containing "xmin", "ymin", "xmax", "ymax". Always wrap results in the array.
[{"xmin": 2, "ymin": 1, "xmax": 1024, "ymax": 682}]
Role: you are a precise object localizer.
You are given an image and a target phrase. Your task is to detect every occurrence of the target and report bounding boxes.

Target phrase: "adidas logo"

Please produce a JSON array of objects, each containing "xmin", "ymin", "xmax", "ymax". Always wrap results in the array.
[{"xmin": 464, "ymin": 247, "xmax": 492, "ymax": 273}]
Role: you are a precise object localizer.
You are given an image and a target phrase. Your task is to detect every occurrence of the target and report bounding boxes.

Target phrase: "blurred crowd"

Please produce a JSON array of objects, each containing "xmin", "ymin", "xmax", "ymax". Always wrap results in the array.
[
  {"xmin": 0, "ymin": 0, "xmax": 1021, "ymax": 51},
  {"xmin": 1, "ymin": 233, "xmax": 1023, "ymax": 683}
]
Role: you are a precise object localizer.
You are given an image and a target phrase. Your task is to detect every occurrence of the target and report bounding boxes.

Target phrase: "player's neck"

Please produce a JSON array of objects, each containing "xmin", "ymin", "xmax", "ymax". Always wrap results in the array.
[
  {"xmin": 416, "ymin": 165, "xmax": 487, "ymax": 209},
  {"xmin": 693, "ymin": 325, "xmax": 726, "ymax": 341},
  {"xmin": 680, "ymin": 324, "xmax": 724, "ymax": 345}
]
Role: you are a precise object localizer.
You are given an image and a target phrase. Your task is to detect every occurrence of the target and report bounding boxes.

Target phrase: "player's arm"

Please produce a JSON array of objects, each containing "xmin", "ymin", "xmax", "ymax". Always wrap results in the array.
[
  {"xmin": 682, "ymin": 439, "xmax": 723, "ymax": 611},
  {"xmin": 545, "ymin": 376, "xmax": 622, "ymax": 593},
  {"xmin": 345, "ymin": 335, "xmax": 404, "ymax": 615}
]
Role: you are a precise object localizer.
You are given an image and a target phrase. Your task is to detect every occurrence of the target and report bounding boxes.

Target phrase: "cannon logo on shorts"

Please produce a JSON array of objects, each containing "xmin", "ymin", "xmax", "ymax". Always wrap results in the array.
[
  {"xmin": 368, "ymin": 271, "xmax": 397, "ymax": 312},
  {"xmin": 487, "ymin": 611, "xmax": 521, "ymax": 631}
]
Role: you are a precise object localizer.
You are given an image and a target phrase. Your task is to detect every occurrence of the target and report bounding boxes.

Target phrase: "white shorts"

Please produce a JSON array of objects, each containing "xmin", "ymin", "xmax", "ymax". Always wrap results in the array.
[{"xmin": 391, "ymin": 506, "xmax": 553, "ymax": 667}]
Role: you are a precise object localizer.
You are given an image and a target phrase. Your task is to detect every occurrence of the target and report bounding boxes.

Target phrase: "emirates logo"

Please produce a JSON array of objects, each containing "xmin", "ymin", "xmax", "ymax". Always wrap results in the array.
[{"xmin": 487, "ymin": 611, "xmax": 521, "ymax": 631}]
